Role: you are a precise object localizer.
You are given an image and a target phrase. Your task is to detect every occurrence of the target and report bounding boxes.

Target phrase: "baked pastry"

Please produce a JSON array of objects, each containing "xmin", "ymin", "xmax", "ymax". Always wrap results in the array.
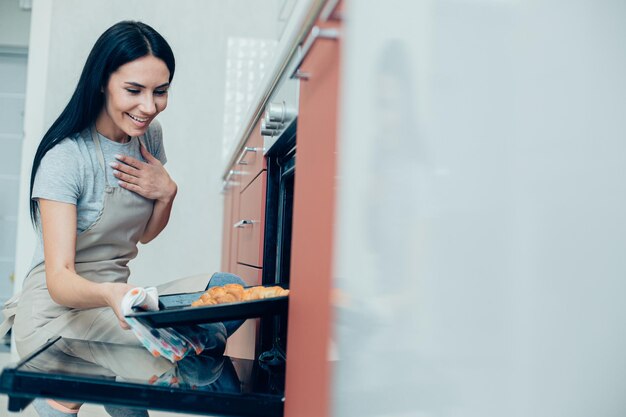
[
  {"xmin": 223, "ymin": 283, "xmax": 245, "ymax": 299},
  {"xmin": 191, "ymin": 284, "xmax": 289, "ymax": 307}
]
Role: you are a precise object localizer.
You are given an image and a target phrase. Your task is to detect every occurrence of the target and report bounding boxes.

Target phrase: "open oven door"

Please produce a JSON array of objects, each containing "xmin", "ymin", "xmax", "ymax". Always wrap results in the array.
[{"xmin": 0, "ymin": 336, "xmax": 285, "ymax": 416}]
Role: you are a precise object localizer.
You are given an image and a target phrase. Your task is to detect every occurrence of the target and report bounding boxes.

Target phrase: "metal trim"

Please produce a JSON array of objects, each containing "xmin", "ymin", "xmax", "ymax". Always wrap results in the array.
[{"xmin": 222, "ymin": 0, "xmax": 329, "ymax": 179}]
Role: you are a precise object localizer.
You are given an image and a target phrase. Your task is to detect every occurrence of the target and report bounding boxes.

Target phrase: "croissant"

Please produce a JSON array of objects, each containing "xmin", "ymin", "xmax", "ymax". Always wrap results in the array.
[
  {"xmin": 207, "ymin": 286, "xmax": 227, "ymax": 298},
  {"xmin": 191, "ymin": 284, "xmax": 289, "ymax": 307},
  {"xmin": 223, "ymin": 283, "xmax": 245, "ymax": 299}
]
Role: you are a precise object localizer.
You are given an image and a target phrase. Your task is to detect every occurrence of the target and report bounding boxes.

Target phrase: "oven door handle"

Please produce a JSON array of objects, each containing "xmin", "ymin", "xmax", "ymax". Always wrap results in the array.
[{"xmin": 290, "ymin": 26, "xmax": 340, "ymax": 80}]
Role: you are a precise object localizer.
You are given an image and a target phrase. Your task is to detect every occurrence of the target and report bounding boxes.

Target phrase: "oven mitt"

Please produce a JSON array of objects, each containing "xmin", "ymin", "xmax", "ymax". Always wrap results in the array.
[{"xmin": 121, "ymin": 287, "xmax": 209, "ymax": 362}]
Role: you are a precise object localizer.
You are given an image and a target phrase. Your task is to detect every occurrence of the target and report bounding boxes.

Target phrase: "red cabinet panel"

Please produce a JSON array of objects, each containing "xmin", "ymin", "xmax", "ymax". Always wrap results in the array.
[
  {"xmin": 236, "ymin": 171, "xmax": 267, "ymax": 268},
  {"xmin": 228, "ymin": 177, "xmax": 241, "ymax": 274},
  {"xmin": 284, "ymin": 15, "xmax": 342, "ymax": 417},
  {"xmin": 236, "ymin": 118, "xmax": 266, "ymax": 191},
  {"xmin": 236, "ymin": 262, "xmax": 263, "ymax": 287},
  {"xmin": 220, "ymin": 184, "xmax": 234, "ymax": 272}
]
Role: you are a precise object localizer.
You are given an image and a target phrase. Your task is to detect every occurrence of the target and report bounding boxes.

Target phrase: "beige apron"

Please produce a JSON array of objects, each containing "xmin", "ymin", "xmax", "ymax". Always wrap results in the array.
[{"xmin": 12, "ymin": 127, "xmax": 155, "ymax": 357}]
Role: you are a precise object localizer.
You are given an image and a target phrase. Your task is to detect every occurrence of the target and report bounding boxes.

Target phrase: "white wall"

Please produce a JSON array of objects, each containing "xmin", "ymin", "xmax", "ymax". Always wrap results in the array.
[
  {"xmin": 0, "ymin": 0, "xmax": 31, "ymax": 306},
  {"xmin": 0, "ymin": 0, "xmax": 31, "ymax": 48},
  {"xmin": 13, "ymin": 0, "xmax": 51, "ymax": 297},
  {"xmin": 14, "ymin": 0, "xmax": 279, "ymax": 294}
]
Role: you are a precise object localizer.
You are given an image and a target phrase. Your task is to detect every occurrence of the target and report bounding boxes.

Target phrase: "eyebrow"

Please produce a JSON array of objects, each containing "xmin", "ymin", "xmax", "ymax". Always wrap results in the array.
[{"xmin": 124, "ymin": 81, "xmax": 170, "ymax": 89}]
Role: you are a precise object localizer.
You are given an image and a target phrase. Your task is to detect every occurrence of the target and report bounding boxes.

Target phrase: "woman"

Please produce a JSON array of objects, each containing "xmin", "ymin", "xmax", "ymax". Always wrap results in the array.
[{"xmin": 3, "ymin": 21, "xmax": 243, "ymax": 417}]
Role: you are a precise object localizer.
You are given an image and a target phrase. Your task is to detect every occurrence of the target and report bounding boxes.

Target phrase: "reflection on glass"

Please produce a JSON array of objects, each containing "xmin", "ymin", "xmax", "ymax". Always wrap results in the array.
[{"xmin": 19, "ymin": 336, "xmax": 238, "ymax": 392}]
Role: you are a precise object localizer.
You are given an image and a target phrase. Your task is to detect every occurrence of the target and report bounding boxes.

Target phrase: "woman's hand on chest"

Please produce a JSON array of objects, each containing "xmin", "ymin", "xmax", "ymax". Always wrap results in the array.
[{"xmin": 109, "ymin": 143, "xmax": 177, "ymax": 203}]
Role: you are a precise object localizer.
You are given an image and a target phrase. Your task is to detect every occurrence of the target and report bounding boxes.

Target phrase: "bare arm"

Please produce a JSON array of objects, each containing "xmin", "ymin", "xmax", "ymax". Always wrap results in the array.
[
  {"xmin": 111, "ymin": 143, "xmax": 177, "ymax": 244},
  {"xmin": 141, "ymin": 186, "xmax": 177, "ymax": 243},
  {"xmin": 40, "ymin": 199, "xmax": 135, "ymax": 329}
]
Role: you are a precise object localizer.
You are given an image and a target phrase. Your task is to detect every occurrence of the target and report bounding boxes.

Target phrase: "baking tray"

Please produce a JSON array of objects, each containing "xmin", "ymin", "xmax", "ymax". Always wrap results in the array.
[{"xmin": 126, "ymin": 287, "xmax": 289, "ymax": 328}]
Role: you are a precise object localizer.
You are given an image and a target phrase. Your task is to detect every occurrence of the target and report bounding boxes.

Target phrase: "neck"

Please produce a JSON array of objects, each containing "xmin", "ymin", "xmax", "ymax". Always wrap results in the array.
[{"xmin": 95, "ymin": 111, "xmax": 129, "ymax": 143}]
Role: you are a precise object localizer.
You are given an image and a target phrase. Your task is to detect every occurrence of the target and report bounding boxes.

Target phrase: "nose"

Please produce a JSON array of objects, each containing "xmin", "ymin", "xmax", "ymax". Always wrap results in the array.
[{"xmin": 138, "ymin": 93, "xmax": 158, "ymax": 115}]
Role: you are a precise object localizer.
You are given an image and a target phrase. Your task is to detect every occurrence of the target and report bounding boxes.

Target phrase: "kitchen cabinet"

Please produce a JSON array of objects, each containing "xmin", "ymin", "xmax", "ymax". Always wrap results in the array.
[
  {"xmin": 237, "ymin": 171, "xmax": 267, "ymax": 268},
  {"xmin": 237, "ymin": 121, "xmax": 266, "ymax": 191},
  {"xmin": 217, "ymin": 2, "xmax": 344, "ymax": 416},
  {"xmin": 221, "ymin": 118, "xmax": 268, "ymax": 359},
  {"xmin": 221, "ymin": 117, "xmax": 267, "ymax": 275},
  {"xmin": 220, "ymin": 176, "xmax": 235, "ymax": 273},
  {"xmin": 284, "ymin": 7, "xmax": 342, "ymax": 417}
]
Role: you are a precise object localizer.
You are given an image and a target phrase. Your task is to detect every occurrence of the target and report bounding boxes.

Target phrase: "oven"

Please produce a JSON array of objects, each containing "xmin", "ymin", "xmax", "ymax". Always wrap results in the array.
[
  {"xmin": 0, "ymin": 335, "xmax": 285, "ymax": 416},
  {"xmin": 259, "ymin": 121, "xmax": 296, "ymax": 361},
  {"xmin": 257, "ymin": 72, "xmax": 299, "ymax": 366}
]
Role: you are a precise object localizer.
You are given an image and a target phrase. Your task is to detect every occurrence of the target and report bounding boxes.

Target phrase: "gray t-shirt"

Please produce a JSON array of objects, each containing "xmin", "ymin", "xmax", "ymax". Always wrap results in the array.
[{"xmin": 30, "ymin": 120, "xmax": 167, "ymax": 270}]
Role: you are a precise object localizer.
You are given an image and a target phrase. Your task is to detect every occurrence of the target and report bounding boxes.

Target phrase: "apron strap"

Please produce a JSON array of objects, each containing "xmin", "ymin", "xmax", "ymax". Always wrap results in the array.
[
  {"xmin": 90, "ymin": 126, "xmax": 109, "ymax": 186},
  {"xmin": 0, "ymin": 311, "xmax": 16, "ymax": 338},
  {"xmin": 0, "ymin": 292, "xmax": 20, "ymax": 338}
]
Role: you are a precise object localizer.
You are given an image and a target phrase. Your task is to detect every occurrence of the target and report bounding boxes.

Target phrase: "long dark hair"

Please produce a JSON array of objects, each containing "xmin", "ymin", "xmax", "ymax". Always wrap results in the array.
[{"xmin": 29, "ymin": 20, "xmax": 175, "ymax": 225}]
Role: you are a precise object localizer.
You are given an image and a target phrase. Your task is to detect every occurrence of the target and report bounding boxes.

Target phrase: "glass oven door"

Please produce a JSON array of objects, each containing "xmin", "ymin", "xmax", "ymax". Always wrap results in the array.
[{"xmin": 0, "ymin": 336, "xmax": 285, "ymax": 416}]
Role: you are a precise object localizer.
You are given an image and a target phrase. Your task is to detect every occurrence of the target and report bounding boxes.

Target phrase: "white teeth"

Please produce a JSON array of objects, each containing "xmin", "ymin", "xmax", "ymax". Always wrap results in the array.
[{"xmin": 128, "ymin": 113, "xmax": 148, "ymax": 123}]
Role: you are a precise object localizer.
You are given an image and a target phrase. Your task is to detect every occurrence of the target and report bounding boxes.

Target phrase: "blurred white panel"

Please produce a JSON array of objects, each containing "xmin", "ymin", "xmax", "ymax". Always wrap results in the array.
[
  {"xmin": 0, "ymin": 220, "xmax": 18, "ymax": 260},
  {"xmin": 19, "ymin": 0, "xmax": 33, "ymax": 11},
  {"xmin": 0, "ymin": 178, "xmax": 19, "ymax": 218},
  {"xmin": 0, "ymin": 54, "xmax": 28, "ymax": 93},
  {"xmin": 333, "ymin": 0, "xmax": 626, "ymax": 416},
  {"xmin": 0, "ymin": 51, "xmax": 26, "ymax": 315},
  {"xmin": 0, "ymin": 138, "xmax": 23, "ymax": 176},
  {"xmin": 0, "ymin": 2, "xmax": 31, "ymax": 48},
  {"xmin": 0, "ymin": 96, "xmax": 25, "ymax": 135}
]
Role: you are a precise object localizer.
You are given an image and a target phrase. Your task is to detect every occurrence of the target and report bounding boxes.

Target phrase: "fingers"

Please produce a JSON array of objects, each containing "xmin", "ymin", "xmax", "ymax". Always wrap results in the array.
[
  {"xmin": 113, "ymin": 170, "xmax": 148, "ymax": 197},
  {"xmin": 110, "ymin": 160, "xmax": 140, "ymax": 177},
  {"xmin": 114, "ymin": 153, "xmax": 144, "ymax": 169},
  {"xmin": 113, "ymin": 169, "xmax": 139, "ymax": 184},
  {"xmin": 110, "ymin": 150, "xmax": 169, "ymax": 201},
  {"xmin": 118, "ymin": 180, "xmax": 142, "ymax": 194}
]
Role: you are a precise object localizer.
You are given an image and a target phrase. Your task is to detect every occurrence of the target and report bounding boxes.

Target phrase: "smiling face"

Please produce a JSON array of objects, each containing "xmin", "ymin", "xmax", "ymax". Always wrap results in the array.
[{"xmin": 96, "ymin": 55, "xmax": 170, "ymax": 142}]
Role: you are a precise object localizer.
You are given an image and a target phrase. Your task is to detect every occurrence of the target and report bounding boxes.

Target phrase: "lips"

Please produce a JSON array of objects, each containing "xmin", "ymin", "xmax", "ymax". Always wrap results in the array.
[{"xmin": 127, "ymin": 113, "xmax": 150, "ymax": 126}]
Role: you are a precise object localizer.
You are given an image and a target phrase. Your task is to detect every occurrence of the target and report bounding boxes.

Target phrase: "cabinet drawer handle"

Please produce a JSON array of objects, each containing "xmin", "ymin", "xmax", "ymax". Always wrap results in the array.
[
  {"xmin": 237, "ymin": 147, "xmax": 260, "ymax": 165},
  {"xmin": 233, "ymin": 219, "xmax": 255, "ymax": 228},
  {"xmin": 290, "ymin": 26, "xmax": 340, "ymax": 80},
  {"xmin": 221, "ymin": 169, "xmax": 242, "ymax": 192}
]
